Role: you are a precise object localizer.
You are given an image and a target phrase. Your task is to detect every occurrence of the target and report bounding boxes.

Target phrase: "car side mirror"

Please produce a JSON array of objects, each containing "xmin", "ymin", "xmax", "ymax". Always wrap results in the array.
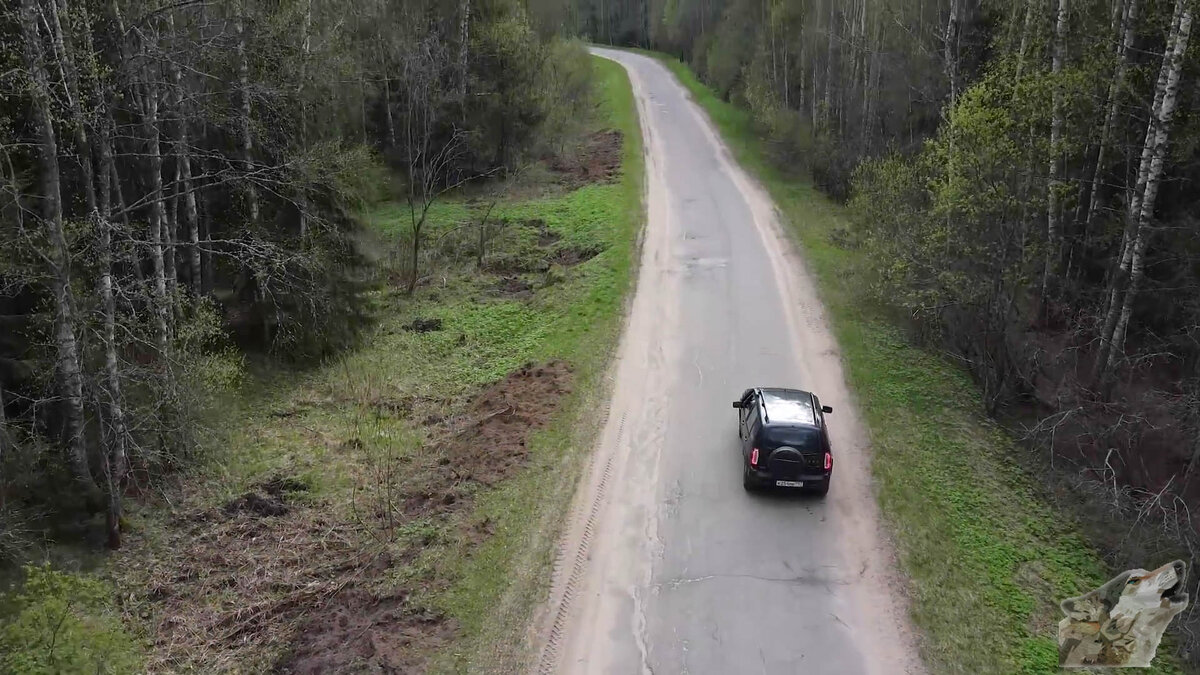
[
  {"xmin": 822, "ymin": 405, "xmax": 833, "ymax": 414},
  {"xmin": 732, "ymin": 401, "xmax": 743, "ymax": 409}
]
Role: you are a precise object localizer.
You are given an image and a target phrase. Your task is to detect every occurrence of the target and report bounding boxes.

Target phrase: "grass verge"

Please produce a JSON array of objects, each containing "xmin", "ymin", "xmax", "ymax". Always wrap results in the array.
[
  {"xmin": 633, "ymin": 48, "xmax": 1183, "ymax": 675},
  {"xmin": 424, "ymin": 55, "xmax": 643, "ymax": 674},
  {"xmin": 100, "ymin": 55, "xmax": 642, "ymax": 674}
]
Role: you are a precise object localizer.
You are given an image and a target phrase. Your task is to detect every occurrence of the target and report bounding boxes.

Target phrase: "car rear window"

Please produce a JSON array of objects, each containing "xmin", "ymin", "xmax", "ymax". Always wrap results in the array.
[{"xmin": 762, "ymin": 426, "xmax": 822, "ymax": 452}]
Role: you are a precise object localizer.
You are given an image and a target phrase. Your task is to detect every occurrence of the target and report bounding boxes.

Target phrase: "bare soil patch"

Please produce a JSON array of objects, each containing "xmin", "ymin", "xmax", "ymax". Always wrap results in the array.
[
  {"xmin": 129, "ymin": 493, "xmax": 385, "ymax": 671},
  {"xmin": 551, "ymin": 244, "xmax": 604, "ymax": 267},
  {"xmin": 401, "ymin": 361, "xmax": 574, "ymax": 519},
  {"xmin": 536, "ymin": 222, "xmax": 562, "ymax": 246},
  {"xmin": 443, "ymin": 360, "xmax": 572, "ymax": 484},
  {"xmin": 549, "ymin": 129, "xmax": 624, "ymax": 188},
  {"xmin": 275, "ymin": 590, "xmax": 456, "ymax": 675},
  {"xmin": 122, "ymin": 362, "xmax": 573, "ymax": 672},
  {"xmin": 494, "ymin": 275, "xmax": 534, "ymax": 299},
  {"xmin": 404, "ymin": 317, "xmax": 443, "ymax": 333}
]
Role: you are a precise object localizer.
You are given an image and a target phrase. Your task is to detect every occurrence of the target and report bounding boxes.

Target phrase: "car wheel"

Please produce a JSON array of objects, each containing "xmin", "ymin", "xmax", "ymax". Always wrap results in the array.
[
  {"xmin": 812, "ymin": 478, "xmax": 830, "ymax": 497},
  {"xmin": 742, "ymin": 466, "xmax": 758, "ymax": 492}
]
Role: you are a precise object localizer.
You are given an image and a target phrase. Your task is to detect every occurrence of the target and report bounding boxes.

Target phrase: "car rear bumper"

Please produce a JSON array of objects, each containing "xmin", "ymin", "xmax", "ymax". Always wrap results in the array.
[{"xmin": 746, "ymin": 467, "xmax": 830, "ymax": 488}]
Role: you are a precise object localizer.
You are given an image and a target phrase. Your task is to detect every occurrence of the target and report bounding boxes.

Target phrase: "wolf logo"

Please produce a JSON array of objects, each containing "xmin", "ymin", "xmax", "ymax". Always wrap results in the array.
[{"xmin": 1058, "ymin": 560, "xmax": 1189, "ymax": 668}]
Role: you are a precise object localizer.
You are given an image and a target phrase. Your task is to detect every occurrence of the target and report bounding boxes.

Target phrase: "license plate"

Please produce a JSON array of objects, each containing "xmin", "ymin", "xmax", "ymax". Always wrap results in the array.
[{"xmin": 775, "ymin": 480, "xmax": 804, "ymax": 488}]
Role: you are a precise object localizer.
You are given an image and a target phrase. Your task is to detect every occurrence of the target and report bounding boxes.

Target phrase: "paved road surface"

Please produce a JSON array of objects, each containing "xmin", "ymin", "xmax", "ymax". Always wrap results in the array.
[{"xmin": 533, "ymin": 49, "xmax": 926, "ymax": 675}]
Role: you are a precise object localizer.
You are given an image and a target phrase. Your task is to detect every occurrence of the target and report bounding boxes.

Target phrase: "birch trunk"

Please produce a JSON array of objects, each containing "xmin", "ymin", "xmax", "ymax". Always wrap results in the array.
[
  {"xmin": 824, "ymin": 0, "xmax": 834, "ymax": 127},
  {"xmin": 166, "ymin": 13, "xmax": 201, "ymax": 293},
  {"xmin": 80, "ymin": 2, "xmax": 130, "ymax": 546},
  {"xmin": 768, "ymin": 0, "xmax": 777, "ymax": 95},
  {"xmin": 298, "ymin": 0, "xmax": 312, "ymax": 239},
  {"xmin": 945, "ymin": 0, "xmax": 961, "ymax": 105},
  {"xmin": 142, "ymin": 64, "xmax": 171, "ymax": 358},
  {"xmin": 1016, "ymin": 0, "xmax": 1036, "ymax": 80},
  {"xmin": 1046, "ymin": 0, "xmax": 1069, "ymax": 290},
  {"xmin": 864, "ymin": 21, "xmax": 881, "ymax": 152},
  {"xmin": 1085, "ymin": 0, "xmax": 1137, "ymax": 229},
  {"xmin": 48, "ymin": 0, "xmax": 98, "ymax": 216},
  {"xmin": 236, "ymin": 9, "xmax": 259, "ymax": 225},
  {"xmin": 166, "ymin": 174, "xmax": 178, "ymax": 302},
  {"xmin": 1096, "ymin": 0, "xmax": 1183, "ymax": 376},
  {"xmin": 458, "ymin": 0, "xmax": 470, "ymax": 102},
  {"xmin": 384, "ymin": 64, "xmax": 397, "ymax": 150},
  {"xmin": 783, "ymin": 32, "xmax": 790, "ymax": 109},
  {"xmin": 813, "ymin": 57, "xmax": 820, "ymax": 123},
  {"xmin": 96, "ymin": 127, "xmax": 128, "ymax": 550},
  {"xmin": 0, "ymin": 384, "xmax": 8, "ymax": 464},
  {"xmin": 1101, "ymin": 0, "xmax": 1192, "ymax": 378},
  {"xmin": 20, "ymin": 0, "xmax": 90, "ymax": 484}
]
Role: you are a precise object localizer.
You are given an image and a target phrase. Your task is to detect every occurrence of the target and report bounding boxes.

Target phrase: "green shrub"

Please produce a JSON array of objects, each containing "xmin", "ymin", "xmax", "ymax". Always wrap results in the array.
[
  {"xmin": 0, "ymin": 564, "xmax": 141, "ymax": 674},
  {"xmin": 539, "ymin": 38, "xmax": 596, "ymax": 157}
]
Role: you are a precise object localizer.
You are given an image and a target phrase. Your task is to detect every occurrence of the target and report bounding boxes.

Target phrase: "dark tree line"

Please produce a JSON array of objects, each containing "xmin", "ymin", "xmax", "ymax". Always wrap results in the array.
[{"xmin": 0, "ymin": 0, "xmax": 583, "ymax": 553}]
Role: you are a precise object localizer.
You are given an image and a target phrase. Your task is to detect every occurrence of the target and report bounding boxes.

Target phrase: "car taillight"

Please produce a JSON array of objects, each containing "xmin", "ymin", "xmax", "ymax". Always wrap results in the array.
[
  {"xmin": 824, "ymin": 452, "xmax": 832, "ymax": 470},
  {"xmin": 750, "ymin": 448, "xmax": 759, "ymax": 468}
]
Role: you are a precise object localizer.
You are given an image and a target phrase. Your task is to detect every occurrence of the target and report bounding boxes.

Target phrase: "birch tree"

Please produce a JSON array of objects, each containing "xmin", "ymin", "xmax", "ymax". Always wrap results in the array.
[
  {"xmin": 1099, "ymin": 0, "xmax": 1193, "ymax": 378},
  {"xmin": 1045, "ymin": 0, "xmax": 1069, "ymax": 292},
  {"xmin": 18, "ymin": 0, "xmax": 90, "ymax": 484}
]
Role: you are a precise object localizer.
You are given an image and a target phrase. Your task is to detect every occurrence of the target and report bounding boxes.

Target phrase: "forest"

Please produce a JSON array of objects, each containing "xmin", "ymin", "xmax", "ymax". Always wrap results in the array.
[
  {"xmin": 577, "ymin": 0, "xmax": 1200, "ymax": 660},
  {"xmin": 5, "ymin": 0, "xmax": 1200, "ymax": 669},
  {"xmin": 0, "ymin": 0, "xmax": 586, "ymax": 572},
  {"xmin": 1, "ymin": 0, "xmax": 632, "ymax": 669}
]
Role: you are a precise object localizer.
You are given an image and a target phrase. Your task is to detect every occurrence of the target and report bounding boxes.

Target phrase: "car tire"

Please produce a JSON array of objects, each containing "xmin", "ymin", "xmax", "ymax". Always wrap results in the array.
[
  {"xmin": 812, "ymin": 478, "xmax": 830, "ymax": 497},
  {"xmin": 742, "ymin": 466, "xmax": 758, "ymax": 492}
]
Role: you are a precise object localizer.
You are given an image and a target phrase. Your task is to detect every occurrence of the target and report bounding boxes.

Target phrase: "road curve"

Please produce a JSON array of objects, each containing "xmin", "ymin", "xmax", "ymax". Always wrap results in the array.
[{"xmin": 532, "ymin": 49, "xmax": 926, "ymax": 675}]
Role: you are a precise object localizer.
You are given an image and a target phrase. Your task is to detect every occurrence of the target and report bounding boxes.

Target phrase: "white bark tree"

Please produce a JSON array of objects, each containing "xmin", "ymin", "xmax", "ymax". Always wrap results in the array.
[
  {"xmin": 1045, "ymin": 0, "xmax": 1069, "ymax": 294},
  {"xmin": 19, "ymin": 0, "xmax": 91, "ymax": 484},
  {"xmin": 1098, "ymin": 0, "xmax": 1192, "ymax": 380},
  {"xmin": 1085, "ymin": 0, "xmax": 1138, "ymax": 230}
]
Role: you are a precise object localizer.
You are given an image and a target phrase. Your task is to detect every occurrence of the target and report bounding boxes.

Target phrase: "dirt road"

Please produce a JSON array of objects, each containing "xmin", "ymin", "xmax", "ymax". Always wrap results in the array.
[{"xmin": 532, "ymin": 49, "xmax": 926, "ymax": 675}]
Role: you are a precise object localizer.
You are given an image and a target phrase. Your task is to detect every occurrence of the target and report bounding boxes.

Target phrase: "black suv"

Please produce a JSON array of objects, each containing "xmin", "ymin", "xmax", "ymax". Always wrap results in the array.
[{"xmin": 732, "ymin": 388, "xmax": 834, "ymax": 495}]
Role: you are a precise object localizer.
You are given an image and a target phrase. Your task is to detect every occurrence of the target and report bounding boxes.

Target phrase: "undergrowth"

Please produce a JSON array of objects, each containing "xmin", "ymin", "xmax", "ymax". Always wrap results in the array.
[{"xmin": 95, "ymin": 55, "xmax": 643, "ymax": 674}]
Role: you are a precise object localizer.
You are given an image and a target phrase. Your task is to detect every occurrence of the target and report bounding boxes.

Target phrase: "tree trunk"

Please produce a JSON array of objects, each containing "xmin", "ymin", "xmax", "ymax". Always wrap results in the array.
[
  {"xmin": 1045, "ymin": 0, "xmax": 1068, "ymax": 295},
  {"xmin": 1097, "ymin": 0, "xmax": 1184, "ymax": 376},
  {"xmin": 458, "ymin": 0, "xmax": 471, "ymax": 102},
  {"xmin": 0, "ymin": 383, "xmax": 8, "ymax": 466},
  {"xmin": 1016, "ymin": 0, "xmax": 1036, "ymax": 81},
  {"xmin": 166, "ymin": 172, "xmax": 179, "ymax": 302},
  {"xmin": 944, "ymin": 0, "xmax": 961, "ymax": 105},
  {"xmin": 236, "ymin": 9, "xmax": 259, "ymax": 225},
  {"xmin": 48, "ymin": 0, "xmax": 98, "ymax": 216},
  {"xmin": 407, "ymin": 218, "xmax": 422, "ymax": 296},
  {"xmin": 298, "ymin": 0, "xmax": 312, "ymax": 240},
  {"xmin": 1100, "ymin": 0, "xmax": 1192, "ymax": 379},
  {"xmin": 167, "ymin": 13, "xmax": 202, "ymax": 294},
  {"xmin": 384, "ymin": 68, "xmax": 397, "ymax": 150},
  {"xmin": 811, "ymin": 57, "xmax": 818, "ymax": 123},
  {"xmin": 783, "ymin": 31, "xmax": 790, "ymax": 109},
  {"xmin": 822, "ymin": 0, "xmax": 834, "ymax": 128},
  {"xmin": 96, "ymin": 129, "xmax": 128, "ymax": 550},
  {"xmin": 201, "ymin": 204, "xmax": 214, "ymax": 295},
  {"xmin": 20, "ymin": 0, "xmax": 91, "ymax": 484},
  {"xmin": 1086, "ymin": 0, "xmax": 1138, "ymax": 230},
  {"xmin": 142, "ymin": 67, "xmax": 172, "ymax": 358}
]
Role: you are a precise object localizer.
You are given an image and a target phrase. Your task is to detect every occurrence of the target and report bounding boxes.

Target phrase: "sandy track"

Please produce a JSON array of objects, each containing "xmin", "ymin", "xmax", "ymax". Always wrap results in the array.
[{"xmin": 532, "ymin": 49, "xmax": 926, "ymax": 675}]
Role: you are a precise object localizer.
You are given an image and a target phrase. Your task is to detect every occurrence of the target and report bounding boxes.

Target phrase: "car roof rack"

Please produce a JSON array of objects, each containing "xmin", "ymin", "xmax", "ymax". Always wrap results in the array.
[{"xmin": 759, "ymin": 390, "xmax": 769, "ymax": 424}]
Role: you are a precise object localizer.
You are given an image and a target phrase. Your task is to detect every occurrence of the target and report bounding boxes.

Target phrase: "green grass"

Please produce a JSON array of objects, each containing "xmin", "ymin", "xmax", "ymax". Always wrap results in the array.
[
  {"xmin": 634, "ymin": 49, "xmax": 1184, "ymax": 675},
  {"xmin": 420, "ymin": 56, "xmax": 643, "ymax": 673}
]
